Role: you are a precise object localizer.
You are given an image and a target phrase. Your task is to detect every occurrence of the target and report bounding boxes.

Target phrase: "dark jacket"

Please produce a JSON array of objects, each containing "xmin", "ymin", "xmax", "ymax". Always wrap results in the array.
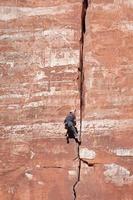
[{"xmin": 64, "ymin": 112, "xmax": 76, "ymax": 126}]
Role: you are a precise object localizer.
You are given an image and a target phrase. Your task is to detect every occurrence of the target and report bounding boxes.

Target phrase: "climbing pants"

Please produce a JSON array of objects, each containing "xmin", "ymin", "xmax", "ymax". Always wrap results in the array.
[{"xmin": 66, "ymin": 121, "xmax": 78, "ymax": 139}]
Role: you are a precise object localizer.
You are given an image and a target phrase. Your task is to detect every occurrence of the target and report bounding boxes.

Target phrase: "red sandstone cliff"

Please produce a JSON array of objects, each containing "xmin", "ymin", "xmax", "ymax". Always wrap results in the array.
[{"xmin": 0, "ymin": 0, "xmax": 133, "ymax": 200}]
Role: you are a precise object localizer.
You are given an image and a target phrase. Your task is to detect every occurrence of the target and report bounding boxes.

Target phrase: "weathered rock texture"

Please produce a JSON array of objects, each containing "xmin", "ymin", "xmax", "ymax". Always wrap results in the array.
[
  {"xmin": 0, "ymin": 0, "xmax": 133, "ymax": 200},
  {"xmin": 78, "ymin": 0, "xmax": 133, "ymax": 199},
  {"xmin": 0, "ymin": 1, "xmax": 81, "ymax": 199}
]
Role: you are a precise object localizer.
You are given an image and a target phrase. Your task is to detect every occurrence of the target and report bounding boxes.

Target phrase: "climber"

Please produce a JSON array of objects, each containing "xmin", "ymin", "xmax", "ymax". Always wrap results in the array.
[{"xmin": 64, "ymin": 111, "xmax": 81, "ymax": 145}]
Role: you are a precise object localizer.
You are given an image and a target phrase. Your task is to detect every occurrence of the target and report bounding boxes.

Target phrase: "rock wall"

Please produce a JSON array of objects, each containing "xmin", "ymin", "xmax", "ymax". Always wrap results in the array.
[
  {"xmin": 79, "ymin": 0, "xmax": 133, "ymax": 199},
  {"xmin": 0, "ymin": 1, "xmax": 81, "ymax": 199},
  {"xmin": 0, "ymin": 0, "xmax": 133, "ymax": 200},
  {"xmin": 0, "ymin": 0, "xmax": 81, "ymax": 136}
]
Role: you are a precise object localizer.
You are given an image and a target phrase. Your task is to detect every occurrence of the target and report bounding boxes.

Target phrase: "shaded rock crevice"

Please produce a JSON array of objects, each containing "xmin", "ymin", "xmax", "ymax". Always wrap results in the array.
[
  {"xmin": 73, "ymin": 0, "xmax": 89, "ymax": 199},
  {"xmin": 80, "ymin": 158, "xmax": 96, "ymax": 167},
  {"xmin": 43, "ymin": 166, "xmax": 64, "ymax": 169}
]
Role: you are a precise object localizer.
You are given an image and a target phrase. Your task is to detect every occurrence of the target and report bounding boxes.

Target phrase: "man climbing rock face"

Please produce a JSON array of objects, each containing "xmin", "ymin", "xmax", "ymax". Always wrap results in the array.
[{"xmin": 64, "ymin": 111, "xmax": 81, "ymax": 145}]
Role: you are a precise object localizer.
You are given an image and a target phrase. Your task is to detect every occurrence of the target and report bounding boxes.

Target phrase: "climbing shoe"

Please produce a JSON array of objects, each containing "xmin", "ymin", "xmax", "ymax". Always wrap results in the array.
[{"xmin": 67, "ymin": 138, "xmax": 69, "ymax": 144}]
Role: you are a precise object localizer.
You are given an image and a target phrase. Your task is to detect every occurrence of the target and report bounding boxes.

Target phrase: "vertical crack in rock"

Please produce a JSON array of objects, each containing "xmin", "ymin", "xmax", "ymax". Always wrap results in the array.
[
  {"xmin": 79, "ymin": 0, "xmax": 88, "ymax": 141},
  {"xmin": 73, "ymin": 1, "xmax": 89, "ymax": 199},
  {"xmin": 73, "ymin": 142, "xmax": 82, "ymax": 200}
]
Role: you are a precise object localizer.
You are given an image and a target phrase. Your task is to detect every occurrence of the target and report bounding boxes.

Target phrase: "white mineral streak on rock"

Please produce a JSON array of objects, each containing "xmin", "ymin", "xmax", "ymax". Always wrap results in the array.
[
  {"xmin": 86, "ymin": 109, "xmax": 120, "ymax": 119},
  {"xmin": 92, "ymin": 1, "xmax": 133, "ymax": 10},
  {"xmin": 111, "ymin": 20, "xmax": 133, "ymax": 32},
  {"xmin": 36, "ymin": 165, "xmax": 41, "ymax": 168},
  {"xmin": 23, "ymin": 97, "xmax": 77, "ymax": 109},
  {"xmin": 0, "ymin": 93, "xmax": 29, "ymax": 100},
  {"xmin": 38, "ymin": 181, "xmax": 44, "ymax": 185},
  {"xmin": 50, "ymin": 87, "xmax": 56, "ymax": 94},
  {"xmin": 0, "ymin": 123, "xmax": 67, "ymax": 140},
  {"xmin": 117, "ymin": 21, "xmax": 133, "ymax": 32},
  {"xmin": 0, "ymin": 28, "xmax": 74, "ymax": 41},
  {"xmin": 8, "ymin": 187, "xmax": 14, "ymax": 194},
  {"xmin": 0, "ymin": 61, "xmax": 14, "ymax": 68},
  {"xmin": 45, "ymin": 48, "xmax": 79, "ymax": 67},
  {"xmin": 110, "ymin": 95, "xmax": 133, "ymax": 106},
  {"xmin": 0, "ymin": 4, "xmax": 76, "ymax": 21},
  {"xmin": 125, "ymin": 0, "xmax": 133, "ymax": 7},
  {"xmin": 23, "ymin": 101, "xmax": 45, "ymax": 108},
  {"xmin": 30, "ymin": 151, "xmax": 35, "ymax": 159},
  {"xmin": 0, "ymin": 90, "xmax": 78, "ymax": 101},
  {"xmin": 7, "ymin": 105, "xmax": 20, "ymax": 110},
  {"xmin": 25, "ymin": 172, "xmax": 33, "ymax": 181},
  {"xmin": 12, "ymin": 144, "xmax": 29, "ymax": 155},
  {"xmin": 1, "ymin": 119, "xmax": 133, "ymax": 139},
  {"xmin": 68, "ymin": 170, "xmax": 77, "ymax": 176},
  {"xmin": 111, "ymin": 149, "xmax": 133, "ymax": 157},
  {"xmin": 114, "ymin": 0, "xmax": 133, "ymax": 7},
  {"xmin": 84, "ymin": 52, "xmax": 108, "ymax": 89},
  {"xmin": 64, "ymin": 68, "xmax": 77, "ymax": 73},
  {"xmin": 34, "ymin": 71, "xmax": 46, "ymax": 81},
  {"xmin": 84, "ymin": 53, "xmax": 96, "ymax": 88},
  {"xmin": 82, "ymin": 119, "xmax": 133, "ymax": 134},
  {"xmin": 80, "ymin": 148, "xmax": 96, "ymax": 159},
  {"xmin": 88, "ymin": 66, "xmax": 96, "ymax": 89},
  {"xmin": 91, "ymin": 24, "xmax": 106, "ymax": 32},
  {"xmin": 91, "ymin": 3, "xmax": 121, "ymax": 10},
  {"xmin": 104, "ymin": 163, "xmax": 133, "ymax": 186}
]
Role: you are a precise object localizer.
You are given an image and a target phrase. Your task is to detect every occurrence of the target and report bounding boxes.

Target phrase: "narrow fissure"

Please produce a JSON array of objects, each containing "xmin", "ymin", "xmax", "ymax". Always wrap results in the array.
[
  {"xmin": 72, "ymin": 1, "xmax": 89, "ymax": 200},
  {"xmin": 80, "ymin": 158, "xmax": 99, "ymax": 167},
  {"xmin": 43, "ymin": 166, "xmax": 63, "ymax": 169}
]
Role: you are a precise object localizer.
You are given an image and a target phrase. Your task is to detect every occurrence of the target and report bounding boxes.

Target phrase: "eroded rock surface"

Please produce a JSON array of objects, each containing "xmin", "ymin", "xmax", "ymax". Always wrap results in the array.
[
  {"xmin": 77, "ymin": 0, "xmax": 133, "ymax": 199},
  {"xmin": 0, "ymin": 0, "xmax": 133, "ymax": 199},
  {"xmin": 0, "ymin": 0, "xmax": 81, "ymax": 199}
]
